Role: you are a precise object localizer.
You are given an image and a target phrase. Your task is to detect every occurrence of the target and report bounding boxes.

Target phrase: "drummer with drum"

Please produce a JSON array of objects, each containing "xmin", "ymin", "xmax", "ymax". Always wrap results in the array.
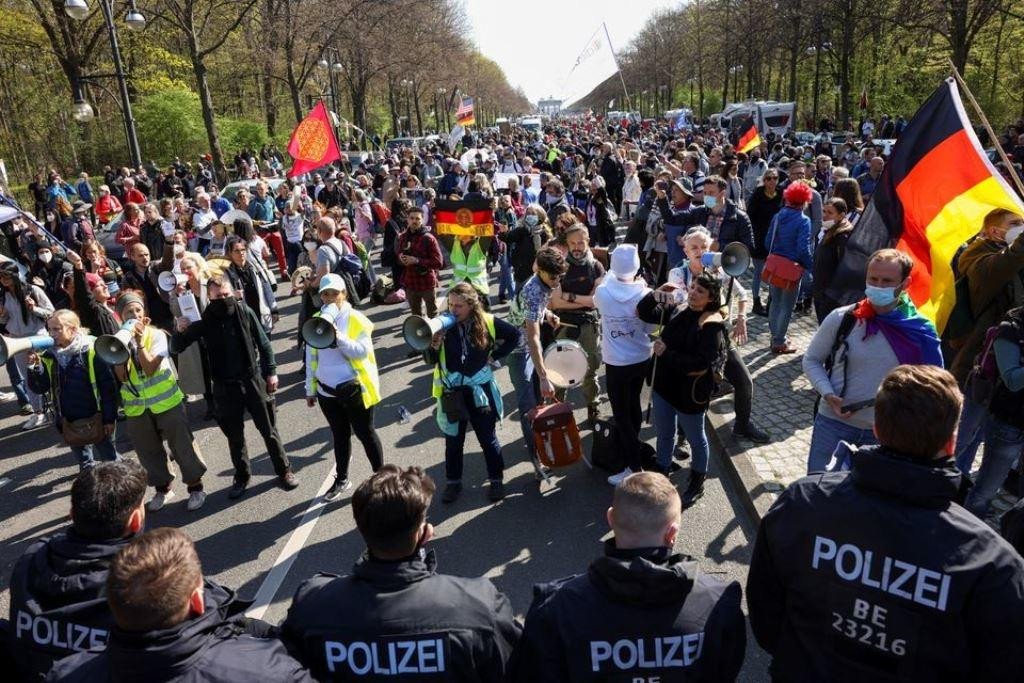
[{"xmin": 548, "ymin": 224, "xmax": 605, "ymax": 423}]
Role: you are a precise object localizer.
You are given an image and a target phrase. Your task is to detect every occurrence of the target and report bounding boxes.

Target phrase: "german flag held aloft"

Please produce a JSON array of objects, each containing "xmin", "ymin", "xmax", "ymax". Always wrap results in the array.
[
  {"xmin": 825, "ymin": 77, "xmax": 1024, "ymax": 332},
  {"xmin": 736, "ymin": 117, "xmax": 762, "ymax": 154},
  {"xmin": 435, "ymin": 198, "xmax": 493, "ymax": 238}
]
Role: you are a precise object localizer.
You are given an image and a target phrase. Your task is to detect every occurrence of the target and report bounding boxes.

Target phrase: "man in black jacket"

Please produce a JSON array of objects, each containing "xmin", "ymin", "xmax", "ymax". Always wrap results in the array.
[
  {"xmin": 748, "ymin": 364, "xmax": 1024, "ymax": 682},
  {"xmin": 45, "ymin": 527, "xmax": 312, "ymax": 682},
  {"xmin": 281, "ymin": 465, "xmax": 520, "ymax": 680},
  {"xmin": 509, "ymin": 471, "xmax": 745, "ymax": 682},
  {"xmin": 8, "ymin": 461, "xmax": 147, "ymax": 679},
  {"xmin": 174, "ymin": 274, "xmax": 297, "ymax": 499}
]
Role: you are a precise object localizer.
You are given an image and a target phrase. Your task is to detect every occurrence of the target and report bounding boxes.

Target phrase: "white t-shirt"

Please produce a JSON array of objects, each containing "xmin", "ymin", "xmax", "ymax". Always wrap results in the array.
[{"xmin": 282, "ymin": 214, "xmax": 304, "ymax": 243}]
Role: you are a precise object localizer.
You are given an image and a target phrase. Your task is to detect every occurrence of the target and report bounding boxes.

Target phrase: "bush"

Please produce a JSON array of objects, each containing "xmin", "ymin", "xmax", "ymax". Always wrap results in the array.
[
  {"xmin": 134, "ymin": 89, "xmax": 207, "ymax": 163},
  {"xmin": 218, "ymin": 118, "xmax": 269, "ymax": 153}
]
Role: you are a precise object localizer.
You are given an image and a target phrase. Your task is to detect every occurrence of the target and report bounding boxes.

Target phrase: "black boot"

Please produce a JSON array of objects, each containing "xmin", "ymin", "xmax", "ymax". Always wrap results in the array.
[
  {"xmin": 682, "ymin": 471, "xmax": 707, "ymax": 508},
  {"xmin": 752, "ymin": 298, "xmax": 766, "ymax": 317}
]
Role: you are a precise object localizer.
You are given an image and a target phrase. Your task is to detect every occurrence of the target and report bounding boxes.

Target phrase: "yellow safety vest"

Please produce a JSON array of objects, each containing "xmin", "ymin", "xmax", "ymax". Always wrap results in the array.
[
  {"xmin": 431, "ymin": 313, "xmax": 496, "ymax": 399},
  {"xmin": 41, "ymin": 337, "xmax": 101, "ymax": 412},
  {"xmin": 308, "ymin": 307, "xmax": 381, "ymax": 408},
  {"xmin": 120, "ymin": 326, "xmax": 184, "ymax": 417},
  {"xmin": 450, "ymin": 239, "xmax": 489, "ymax": 295}
]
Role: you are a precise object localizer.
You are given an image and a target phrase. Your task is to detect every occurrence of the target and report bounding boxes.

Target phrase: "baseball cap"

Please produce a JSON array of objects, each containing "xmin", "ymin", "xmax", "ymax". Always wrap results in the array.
[{"xmin": 319, "ymin": 273, "xmax": 346, "ymax": 294}]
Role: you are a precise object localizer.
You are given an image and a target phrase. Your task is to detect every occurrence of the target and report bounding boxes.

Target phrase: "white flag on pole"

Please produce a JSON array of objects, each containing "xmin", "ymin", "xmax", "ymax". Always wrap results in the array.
[
  {"xmin": 561, "ymin": 23, "xmax": 620, "ymax": 108},
  {"xmin": 448, "ymin": 124, "xmax": 465, "ymax": 152}
]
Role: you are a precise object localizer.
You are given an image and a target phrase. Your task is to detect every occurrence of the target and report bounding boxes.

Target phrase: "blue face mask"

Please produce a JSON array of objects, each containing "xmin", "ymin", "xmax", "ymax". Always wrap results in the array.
[
  {"xmin": 524, "ymin": 214, "xmax": 539, "ymax": 227},
  {"xmin": 864, "ymin": 284, "xmax": 898, "ymax": 307},
  {"xmin": 703, "ymin": 195, "xmax": 717, "ymax": 209}
]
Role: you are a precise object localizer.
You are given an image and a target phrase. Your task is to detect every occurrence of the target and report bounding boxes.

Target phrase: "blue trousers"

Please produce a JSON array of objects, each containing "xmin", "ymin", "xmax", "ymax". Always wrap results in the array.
[
  {"xmin": 5, "ymin": 357, "xmax": 30, "ymax": 406},
  {"xmin": 964, "ymin": 417, "xmax": 1024, "ymax": 518},
  {"xmin": 954, "ymin": 393, "xmax": 988, "ymax": 475},
  {"xmin": 808, "ymin": 413, "xmax": 877, "ymax": 473},
  {"xmin": 71, "ymin": 435, "xmax": 120, "ymax": 471},
  {"xmin": 506, "ymin": 351, "xmax": 539, "ymax": 461},
  {"xmin": 497, "ymin": 251, "xmax": 515, "ymax": 300},
  {"xmin": 653, "ymin": 392, "xmax": 709, "ymax": 473},
  {"xmin": 767, "ymin": 284, "xmax": 799, "ymax": 347},
  {"xmin": 444, "ymin": 406, "xmax": 504, "ymax": 483}
]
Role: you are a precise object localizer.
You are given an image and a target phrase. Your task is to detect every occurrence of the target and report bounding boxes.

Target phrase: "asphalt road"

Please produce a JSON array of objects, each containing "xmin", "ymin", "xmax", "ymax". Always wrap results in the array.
[{"xmin": 0, "ymin": 271, "xmax": 770, "ymax": 681}]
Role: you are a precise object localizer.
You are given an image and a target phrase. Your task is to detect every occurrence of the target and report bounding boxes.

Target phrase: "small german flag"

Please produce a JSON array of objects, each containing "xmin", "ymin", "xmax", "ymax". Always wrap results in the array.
[
  {"xmin": 736, "ymin": 117, "xmax": 762, "ymax": 154},
  {"xmin": 435, "ymin": 198, "xmax": 493, "ymax": 238}
]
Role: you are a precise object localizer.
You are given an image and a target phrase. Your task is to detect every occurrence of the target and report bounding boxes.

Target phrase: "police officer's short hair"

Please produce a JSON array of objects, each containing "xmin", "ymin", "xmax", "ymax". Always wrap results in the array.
[
  {"xmin": 71, "ymin": 461, "xmax": 147, "ymax": 540},
  {"xmin": 874, "ymin": 365, "xmax": 962, "ymax": 459},
  {"xmin": 612, "ymin": 472, "xmax": 681, "ymax": 538},
  {"xmin": 107, "ymin": 528, "xmax": 201, "ymax": 632},
  {"xmin": 352, "ymin": 466, "xmax": 436, "ymax": 557}
]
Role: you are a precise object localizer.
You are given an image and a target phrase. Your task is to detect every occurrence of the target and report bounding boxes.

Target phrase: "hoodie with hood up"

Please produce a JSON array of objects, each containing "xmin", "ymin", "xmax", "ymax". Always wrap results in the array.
[{"xmin": 593, "ymin": 275, "xmax": 653, "ymax": 366}]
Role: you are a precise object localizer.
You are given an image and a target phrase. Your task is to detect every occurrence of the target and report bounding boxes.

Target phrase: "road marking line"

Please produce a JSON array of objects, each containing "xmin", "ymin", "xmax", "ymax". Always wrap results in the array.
[{"xmin": 245, "ymin": 466, "xmax": 336, "ymax": 620}]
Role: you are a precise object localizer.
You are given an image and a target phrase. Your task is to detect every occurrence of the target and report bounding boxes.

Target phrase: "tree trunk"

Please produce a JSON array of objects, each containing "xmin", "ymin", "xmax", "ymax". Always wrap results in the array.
[
  {"xmin": 413, "ymin": 84, "xmax": 423, "ymax": 136},
  {"xmin": 190, "ymin": 45, "xmax": 227, "ymax": 183},
  {"xmin": 262, "ymin": 66, "xmax": 277, "ymax": 136},
  {"xmin": 285, "ymin": 57, "xmax": 303, "ymax": 124}
]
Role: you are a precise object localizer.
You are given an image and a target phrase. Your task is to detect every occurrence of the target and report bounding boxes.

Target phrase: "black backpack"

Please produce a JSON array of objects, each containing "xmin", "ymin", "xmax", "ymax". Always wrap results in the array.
[{"xmin": 323, "ymin": 241, "xmax": 371, "ymax": 305}]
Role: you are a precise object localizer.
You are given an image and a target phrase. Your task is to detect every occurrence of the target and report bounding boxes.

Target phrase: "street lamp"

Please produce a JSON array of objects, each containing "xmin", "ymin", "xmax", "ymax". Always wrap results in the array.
[
  {"xmin": 64, "ymin": 0, "xmax": 144, "ymax": 168},
  {"xmin": 71, "ymin": 81, "xmax": 95, "ymax": 122},
  {"xmin": 317, "ymin": 47, "xmax": 344, "ymax": 143}
]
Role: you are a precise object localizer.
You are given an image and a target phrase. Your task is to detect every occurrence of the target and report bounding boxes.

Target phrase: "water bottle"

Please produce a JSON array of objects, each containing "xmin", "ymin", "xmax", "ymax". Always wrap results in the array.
[{"xmin": 397, "ymin": 406, "xmax": 412, "ymax": 425}]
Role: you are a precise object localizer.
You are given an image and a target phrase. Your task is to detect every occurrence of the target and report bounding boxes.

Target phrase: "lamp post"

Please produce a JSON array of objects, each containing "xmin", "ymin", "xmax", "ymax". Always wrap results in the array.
[
  {"xmin": 806, "ymin": 41, "xmax": 831, "ymax": 127},
  {"xmin": 64, "ymin": 0, "xmax": 144, "ymax": 169},
  {"xmin": 316, "ymin": 47, "xmax": 344, "ymax": 143},
  {"xmin": 728, "ymin": 65, "xmax": 744, "ymax": 104},
  {"xmin": 400, "ymin": 79, "xmax": 412, "ymax": 135},
  {"xmin": 658, "ymin": 84, "xmax": 668, "ymax": 114}
]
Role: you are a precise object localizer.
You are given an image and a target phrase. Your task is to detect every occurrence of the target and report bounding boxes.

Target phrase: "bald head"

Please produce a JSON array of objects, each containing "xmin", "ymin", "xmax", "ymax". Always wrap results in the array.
[{"xmin": 608, "ymin": 472, "xmax": 681, "ymax": 549}]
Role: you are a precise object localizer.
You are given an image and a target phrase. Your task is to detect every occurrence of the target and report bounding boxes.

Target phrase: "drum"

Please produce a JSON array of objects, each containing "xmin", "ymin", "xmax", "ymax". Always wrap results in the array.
[{"xmin": 543, "ymin": 339, "xmax": 588, "ymax": 389}]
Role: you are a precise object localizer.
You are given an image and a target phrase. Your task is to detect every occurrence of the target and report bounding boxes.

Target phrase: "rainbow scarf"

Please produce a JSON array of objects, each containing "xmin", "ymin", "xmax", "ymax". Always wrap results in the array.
[{"xmin": 852, "ymin": 293, "xmax": 944, "ymax": 367}]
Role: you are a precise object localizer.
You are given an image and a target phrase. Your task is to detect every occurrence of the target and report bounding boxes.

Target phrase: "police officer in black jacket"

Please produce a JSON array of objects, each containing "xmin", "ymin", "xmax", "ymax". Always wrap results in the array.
[
  {"xmin": 7, "ymin": 462, "xmax": 147, "ymax": 679},
  {"xmin": 174, "ymin": 273, "xmax": 297, "ymax": 499},
  {"xmin": 748, "ymin": 364, "xmax": 1024, "ymax": 682},
  {"xmin": 509, "ymin": 471, "xmax": 746, "ymax": 682},
  {"xmin": 46, "ymin": 527, "xmax": 312, "ymax": 682},
  {"xmin": 281, "ymin": 465, "xmax": 521, "ymax": 680}
]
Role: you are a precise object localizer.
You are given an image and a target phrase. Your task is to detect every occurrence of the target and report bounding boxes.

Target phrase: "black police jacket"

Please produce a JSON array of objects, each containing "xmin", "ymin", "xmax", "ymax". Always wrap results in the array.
[
  {"xmin": 44, "ymin": 582, "xmax": 311, "ymax": 682},
  {"xmin": 8, "ymin": 530, "xmax": 132, "ymax": 679},
  {"xmin": 747, "ymin": 445, "xmax": 1024, "ymax": 682},
  {"xmin": 508, "ymin": 541, "xmax": 745, "ymax": 682},
  {"xmin": 280, "ymin": 549, "xmax": 521, "ymax": 681}
]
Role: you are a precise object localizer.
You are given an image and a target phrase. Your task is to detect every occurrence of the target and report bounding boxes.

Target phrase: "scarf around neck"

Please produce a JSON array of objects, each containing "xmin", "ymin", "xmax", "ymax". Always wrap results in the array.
[{"xmin": 851, "ymin": 293, "xmax": 943, "ymax": 367}]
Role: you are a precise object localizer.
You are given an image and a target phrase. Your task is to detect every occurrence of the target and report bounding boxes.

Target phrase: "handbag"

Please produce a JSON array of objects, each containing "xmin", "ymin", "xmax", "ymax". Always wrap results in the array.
[
  {"xmin": 761, "ymin": 214, "xmax": 805, "ymax": 291},
  {"xmin": 62, "ymin": 413, "xmax": 105, "ymax": 447}
]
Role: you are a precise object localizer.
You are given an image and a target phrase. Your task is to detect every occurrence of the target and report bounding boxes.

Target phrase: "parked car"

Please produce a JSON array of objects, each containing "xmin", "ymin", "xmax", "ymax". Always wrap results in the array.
[
  {"xmin": 219, "ymin": 178, "xmax": 287, "ymax": 204},
  {"xmin": 385, "ymin": 137, "xmax": 424, "ymax": 152}
]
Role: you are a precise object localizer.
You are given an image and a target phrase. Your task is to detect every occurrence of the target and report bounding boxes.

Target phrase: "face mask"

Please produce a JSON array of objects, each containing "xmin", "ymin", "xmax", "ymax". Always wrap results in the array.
[
  {"xmin": 524, "ymin": 214, "xmax": 539, "ymax": 227},
  {"xmin": 1006, "ymin": 225, "xmax": 1024, "ymax": 244},
  {"xmin": 303, "ymin": 241, "xmax": 318, "ymax": 251},
  {"xmin": 703, "ymin": 195, "xmax": 717, "ymax": 209},
  {"xmin": 821, "ymin": 219, "xmax": 835, "ymax": 230},
  {"xmin": 173, "ymin": 244, "xmax": 185, "ymax": 256},
  {"xmin": 38, "ymin": 252, "xmax": 53, "ymax": 264},
  {"xmin": 864, "ymin": 284, "xmax": 898, "ymax": 308},
  {"xmin": 206, "ymin": 297, "xmax": 236, "ymax": 318}
]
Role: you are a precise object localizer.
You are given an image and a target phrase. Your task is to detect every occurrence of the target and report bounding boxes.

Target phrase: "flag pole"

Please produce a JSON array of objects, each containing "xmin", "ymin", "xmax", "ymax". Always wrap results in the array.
[
  {"xmin": 602, "ymin": 22, "xmax": 633, "ymax": 111},
  {"xmin": 948, "ymin": 60, "xmax": 1024, "ymax": 199}
]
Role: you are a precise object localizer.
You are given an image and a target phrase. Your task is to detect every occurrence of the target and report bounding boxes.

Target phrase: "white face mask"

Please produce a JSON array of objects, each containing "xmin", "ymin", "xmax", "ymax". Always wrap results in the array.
[
  {"xmin": 821, "ymin": 219, "xmax": 835, "ymax": 230},
  {"xmin": 303, "ymin": 241, "xmax": 318, "ymax": 251},
  {"xmin": 1006, "ymin": 225, "xmax": 1024, "ymax": 245},
  {"xmin": 38, "ymin": 251, "xmax": 53, "ymax": 264},
  {"xmin": 173, "ymin": 244, "xmax": 185, "ymax": 256}
]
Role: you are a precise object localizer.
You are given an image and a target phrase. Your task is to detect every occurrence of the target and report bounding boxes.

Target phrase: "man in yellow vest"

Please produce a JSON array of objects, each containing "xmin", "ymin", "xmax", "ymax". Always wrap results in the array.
[
  {"xmin": 115, "ymin": 293, "xmax": 208, "ymax": 511},
  {"xmin": 450, "ymin": 234, "xmax": 491, "ymax": 310}
]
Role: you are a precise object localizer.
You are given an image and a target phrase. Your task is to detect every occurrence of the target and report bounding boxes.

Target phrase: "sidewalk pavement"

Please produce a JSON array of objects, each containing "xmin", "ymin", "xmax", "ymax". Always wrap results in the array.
[{"xmin": 705, "ymin": 298, "xmax": 1019, "ymax": 526}]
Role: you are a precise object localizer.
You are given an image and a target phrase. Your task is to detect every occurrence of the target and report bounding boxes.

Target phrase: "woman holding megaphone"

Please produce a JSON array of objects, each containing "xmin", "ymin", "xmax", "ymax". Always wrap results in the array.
[
  {"xmin": 304, "ymin": 273, "xmax": 383, "ymax": 502},
  {"xmin": 27, "ymin": 309, "xmax": 120, "ymax": 470}
]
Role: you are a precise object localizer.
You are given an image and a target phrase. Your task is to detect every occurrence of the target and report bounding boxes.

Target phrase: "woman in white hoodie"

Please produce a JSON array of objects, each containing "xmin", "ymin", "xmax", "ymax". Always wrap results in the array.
[{"xmin": 593, "ymin": 244, "xmax": 654, "ymax": 485}]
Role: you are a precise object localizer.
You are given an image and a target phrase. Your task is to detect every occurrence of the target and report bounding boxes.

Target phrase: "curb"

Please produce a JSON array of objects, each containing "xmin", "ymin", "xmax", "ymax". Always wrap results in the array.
[{"xmin": 705, "ymin": 407, "xmax": 780, "ymax": 524}]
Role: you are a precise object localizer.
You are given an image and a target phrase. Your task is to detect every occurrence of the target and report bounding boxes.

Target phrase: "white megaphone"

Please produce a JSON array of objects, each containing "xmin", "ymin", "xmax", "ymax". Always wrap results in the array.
[
  {"xmin": 0, "ymin": 334, "xmax": 55, "ymax": 365},
  {"xmin": 301, "ymin": 309, "xmax": 340, "ymax": 350},
  {"xmin": 94, "ymin": 319, "xmax": 139, "ymax": 366},
  {"xmin": 158, "ymin": 271, "xmax": 188, "ymax": 292},
  {"xmin": 402, "ymin": 312, "xmax": 457, "ymax": 352},
  {"xmin": 701, "ymin": 242, "xmax": 751, "ymax": 278}
]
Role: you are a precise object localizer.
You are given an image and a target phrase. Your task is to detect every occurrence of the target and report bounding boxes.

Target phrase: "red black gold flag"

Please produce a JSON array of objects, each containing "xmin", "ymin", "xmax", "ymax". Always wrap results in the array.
[
  {"xmin": 736, "ymin": 117, "xmax": 761, "ymax": 154},
  {"xmin": 435, "ymin": 198, "xmax": 493, "ymax": 237},
  {"xmin": 826, "ymin": 77, "xmax": 1024, "ymax": 331}
]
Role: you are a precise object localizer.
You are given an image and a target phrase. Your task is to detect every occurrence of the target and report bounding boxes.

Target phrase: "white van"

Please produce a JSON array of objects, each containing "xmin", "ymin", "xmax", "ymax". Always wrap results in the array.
[{"xmin": 713, "ymin": 100, "xmax": 796, "ymax": 138}]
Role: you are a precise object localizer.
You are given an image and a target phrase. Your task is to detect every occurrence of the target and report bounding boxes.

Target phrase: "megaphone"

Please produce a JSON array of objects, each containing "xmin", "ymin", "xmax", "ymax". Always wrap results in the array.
[
  {"xmin": 158, "ymin": 271, "xmax": 188, "ymax": 292},
  {"xmin": 0, "ymin": 334, "xmax": 55, "ymax": 365},
  {"xmin": 402, "ymin": 312, "xmax": 457, "ymax": 352},
  {"xmin": 94, "ymin": 319, "xmax": 139, "ymax": 366},
  {"xmin": 701, "ymin": 242, "xmax": 751, "ymax": 278},
  {"xmin": 302, "ymin": 315, "xmax": 339, "ymax": 350}
]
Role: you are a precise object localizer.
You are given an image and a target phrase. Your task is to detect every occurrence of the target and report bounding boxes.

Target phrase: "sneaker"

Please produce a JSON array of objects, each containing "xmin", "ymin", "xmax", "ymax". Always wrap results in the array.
[
  {"xmin": 0, "ymin": 391, "xmax": 16, "ymax": 403},
  {"xmin": 673, "ymin": 444, "xmax": 691, "ymax": 461},
  {"xmin": 186, "ymin": 490, "xmax": 207, "ymax": 511},
  {"xmin": 681, "ymin": 471, "xmax": 707, "ymax": 508},
  {"xmin": 441, "ymin": 482, "xmax": 462, "ymax": 503},
  {"xmin": 279, "ymin": 470, "xmax": 299, "ymax": 490},
  {"xmin": 734, "ymin": 422, "xmax": 771, "ymax": 444},
  {"xmin": 228, "ymin": 478, "xmax": 250, "ymax": 500},
  {"xmin": 35, "ymin": 413, "xmax": 52, "ymax": 428},
  {"xmin": 147, "ymin": 489, "xmax": 176, "ymax": 511},
  {"xmin": 324, "ymin": 477, "xmax": 352, "ymax": 502},
  {"xmin": 21, "ymin": 413, "xmax": 42, "ymax": 431},
  {"xmin": 488, "ymin": 481, "xmax": 505, "ymax": 502},
  {"xmin": 19, "ymin": 403, "xmax": 35, "ymax": 416},
  {"xmin": 607, "ymin": 467, "xmax": 634, "ymax": 486}
]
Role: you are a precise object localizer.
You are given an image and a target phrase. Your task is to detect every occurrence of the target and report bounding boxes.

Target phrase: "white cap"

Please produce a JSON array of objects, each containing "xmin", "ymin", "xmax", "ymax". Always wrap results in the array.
[
  {"xmin": 610, "ymin": 244, "xmax": 640, "ymax": 280},
  {"xmin": 319, "ymin": 273, "xmax": 346, "ymax": 293}
]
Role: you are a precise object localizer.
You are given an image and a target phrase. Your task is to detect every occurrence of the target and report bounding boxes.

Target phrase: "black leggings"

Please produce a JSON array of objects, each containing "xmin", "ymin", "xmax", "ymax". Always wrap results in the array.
[
  {"xmin": 606, "ymin": 361, "xmax": 650, "ymax": 471},
  {"xmin": 317, "ymin": 385, "xmax": 384, "ymax": 480}
]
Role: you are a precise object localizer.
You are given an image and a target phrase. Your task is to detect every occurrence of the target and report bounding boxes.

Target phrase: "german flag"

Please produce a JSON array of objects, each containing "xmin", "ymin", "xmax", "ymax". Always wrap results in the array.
[
  {"xmin": 736, "ymin": 117, "xmax": 761, "ymax": 154},
  {"xmin": 826, "ymin": 78, "xmax": 1024, "ymax": 332},
  {"xmin": 435, "ymin": 198, "xmax": 493, "ymax": 238}
]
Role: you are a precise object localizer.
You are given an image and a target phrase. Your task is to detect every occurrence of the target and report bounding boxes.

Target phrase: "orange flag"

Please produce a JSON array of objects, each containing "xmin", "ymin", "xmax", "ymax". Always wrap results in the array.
[{"xmin": 286, "ymin": 101, "xmax": 341, "ymax": 178}]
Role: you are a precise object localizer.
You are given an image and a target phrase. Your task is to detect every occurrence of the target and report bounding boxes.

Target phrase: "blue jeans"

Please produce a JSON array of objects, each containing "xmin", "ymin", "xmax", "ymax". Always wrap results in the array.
[
  {"xmin": 751, "ymin": 258, "xmax": 765, "ymax": 301},
  {"xmin": 498, "ymin": 251, "xmax": 514, "ymax": 300},
  {"xmin": 807, "ymin": 413, "xmax": 878, "ymax": 473},
  {"xmin": 70, "ymin": 435, "xmax": 119, "ymax": 471},
  {"xmin": 653, "ymin": 392, "xmax": 709, "ymax": 473},
  {"xmin": 5, "ymin": 357, "xmax": 30, "ymax": 407},
  {"xmin": 954, "ymin": 393, "xmax": 988, "ymax": 474},
  {"xmin": 506, "ymin": 351, "xmax": 538, "ymax": 460},
  {"xmin": 767, "ymin": 284, "xmax": 799, "ymax": 347},
  {"xmin": 444, "ymin": 402, "xmax": 504, "ymax": 483},
  {"xmin": 964, "ymin": 417, "xmax": 1024, "ymax": 518},
  {"xmin": 285, "ymin": 240, "xmax": 303, "ymax": 274}
]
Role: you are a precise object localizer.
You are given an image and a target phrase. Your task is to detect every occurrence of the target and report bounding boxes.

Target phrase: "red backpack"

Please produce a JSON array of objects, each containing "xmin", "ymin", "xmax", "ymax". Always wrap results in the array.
[{"xmin": 527, "ymin": 400, "xmax": 582, "ymax": 469}]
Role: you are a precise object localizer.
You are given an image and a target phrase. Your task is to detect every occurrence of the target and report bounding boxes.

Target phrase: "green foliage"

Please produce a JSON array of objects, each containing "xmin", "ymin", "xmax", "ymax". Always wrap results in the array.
[
  {"xmin": 134, "ymin": 89, "xmax": 207, "ymax": 163},
  {"xmin": 217, "ymin": 118, "xmax": 269, "ymax": 152}
]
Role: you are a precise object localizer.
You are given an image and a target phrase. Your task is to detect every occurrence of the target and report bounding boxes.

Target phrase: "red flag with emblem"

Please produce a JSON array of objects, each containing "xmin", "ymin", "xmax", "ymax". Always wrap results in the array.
[{"xmin": 286, "ymin": 101, "xmax": 341, "ymax": 178}]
